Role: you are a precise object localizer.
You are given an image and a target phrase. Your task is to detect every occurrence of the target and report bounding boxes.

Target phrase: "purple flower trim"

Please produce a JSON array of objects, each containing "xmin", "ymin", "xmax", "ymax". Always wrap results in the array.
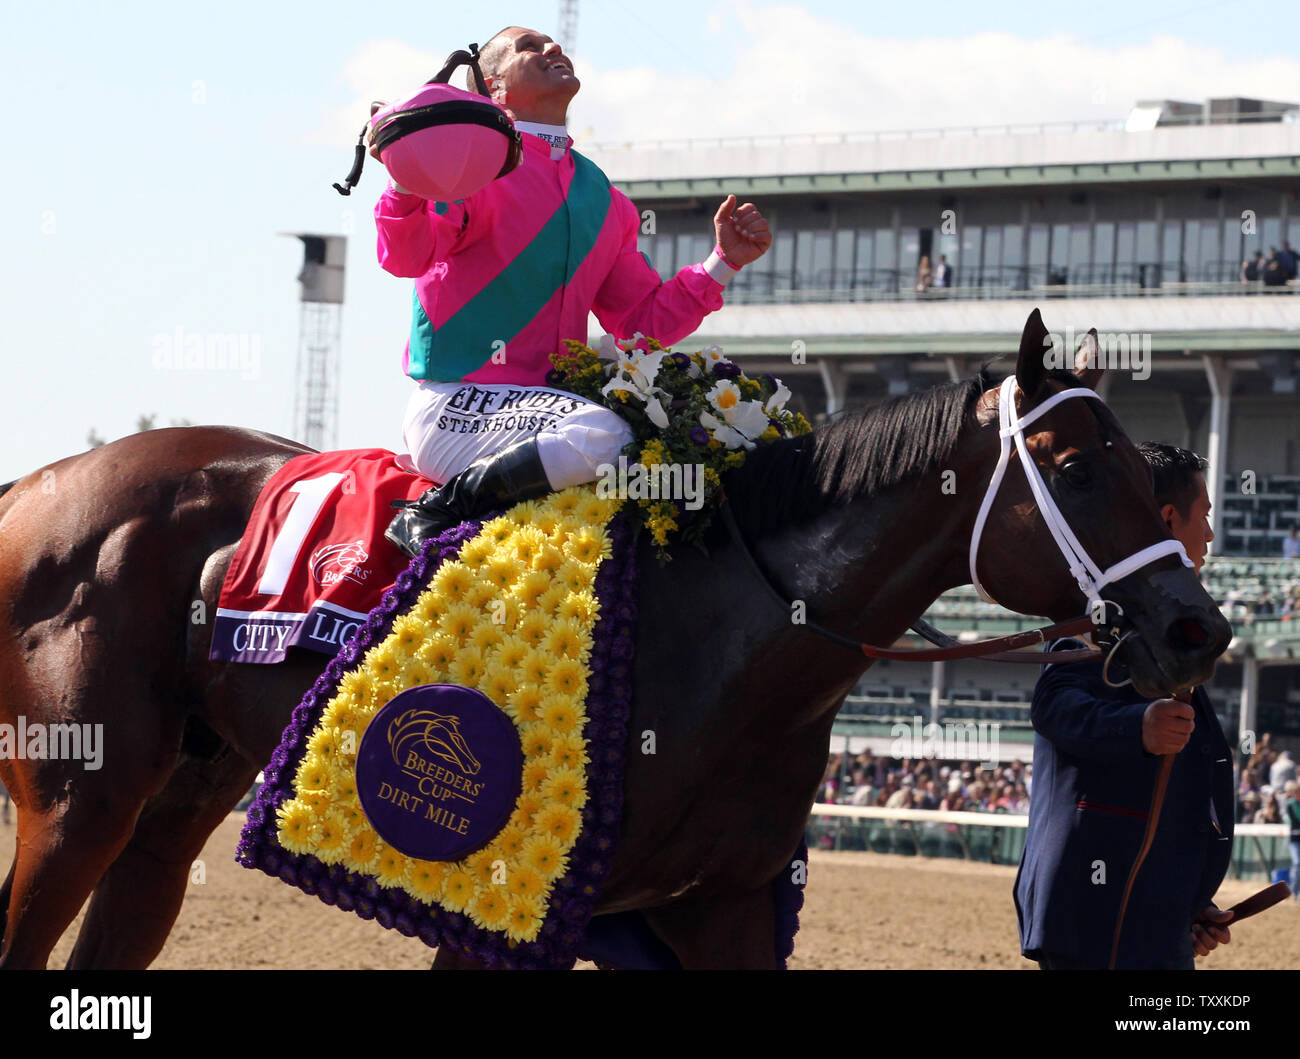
[
  {"xmin": 772, "ymin": 838, "xmax": 806, "ymax": 970},
  {"xmin": 236, "ymin": 509, "xmax": 640, "ymax": 970}
]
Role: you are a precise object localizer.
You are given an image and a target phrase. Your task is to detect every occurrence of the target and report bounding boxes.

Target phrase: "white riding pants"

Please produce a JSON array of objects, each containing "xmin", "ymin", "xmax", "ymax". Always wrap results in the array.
[{"xmin": 399, "ymin": 381, "xmax": 634, "ymax": 488}]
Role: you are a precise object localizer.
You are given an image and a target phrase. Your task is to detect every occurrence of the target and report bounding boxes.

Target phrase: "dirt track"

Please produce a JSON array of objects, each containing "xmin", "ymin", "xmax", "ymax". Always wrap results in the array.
[{"xmin": 4, "ymin": 813, "xmax": 1296, "ymax": 969}]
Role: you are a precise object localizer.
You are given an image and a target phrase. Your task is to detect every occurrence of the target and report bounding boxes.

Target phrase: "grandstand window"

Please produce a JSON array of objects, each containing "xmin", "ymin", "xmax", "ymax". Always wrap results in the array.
[
  {"xmin": 1002, "ymin": 224, "xmax": 1023, "ymax": 289},
  {"xmin": 874, "ymin": 228, "xmax": 897, "ymax": 291},
  {"xmin": 1255, "ymin": 215, "xmax": 1282, "ymax": 257},
  {"xmin": 960, "ymin": 225, "xmax": 982, "ymax": 287},
  {"xmin": 1094, "ymin": 222, "xmax": 1115, "ymax": 284},
  {"xmin": 1162, "ymin": 220, "xmax": 1183, "ymax": 283},
  {"xmin": 811, "ymin": 229, "xmax": 833, "ymax": 289},
  {"xmin": 1028, "ymin": 224, "xmax": 1049, "ymax": 287},
  {"xmin": 1049, "ymin": 223, "xmax": 1070, "ymax": 284},
  {"xmin": 774, "ymin": 229, "xmax": 795, "ymax": 290},
  {"xmin": 833, "ymin": 228, "xmax": 855, "ymax": 290},
  {"xmin": 934, "ymin": 228, "xmax": 959, "ymax": 283},
  {"xmin": 1115, "ymin": 222, "xmax": 1136, "ymax": 285},
  {"xmin": 795, "ymin": 230, "xmax": 812, "ymax": 289},
  {"xmin": 1184, "ymin": 219, "xmax": 1202, "ymax": 278},
  {"xmin": 900, "ymin": 227, "xmax": 921, "ymax": 282},
  {"xmin": 1223, "ymin": 219, "xmax": 1243, "ymax": 279},
  {"xmin": 1068, "ymin": 223, "xmax": 1090, "ymax": 282},
  {"xmin": 1198, "ymin": 219, "xmax": 1220, "ymax": 280},
  {"xmin": 1137, "ymin": 221, "xmax": 1158, "ymax": 287},
  {"xmin": 675, "ymin": 232, "xmax": 694, "ymax": 275},
  {"xmin": 652, "ymin": 233, "xmax": 674, "ymax": 279},
  {"xmin": 981, "ymin": 225, "xmax": 1000, "ymax": 286},
  {"xmin": 854, "ymin": 230, "xmax": 873, "ymax": 290}
]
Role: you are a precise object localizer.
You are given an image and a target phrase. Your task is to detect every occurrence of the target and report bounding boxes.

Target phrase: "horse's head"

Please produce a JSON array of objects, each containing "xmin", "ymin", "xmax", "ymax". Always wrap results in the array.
[
  {"xmin": 422, "ymin": 712, "xmax": 482, "ymax": 776},
  {"xmin": 969, "ymin": 309, "xmax": 1230, "ymax": 697},
  {"xmin": 389, "ymin": 708, "xmax": 483, "ymax": 776}
]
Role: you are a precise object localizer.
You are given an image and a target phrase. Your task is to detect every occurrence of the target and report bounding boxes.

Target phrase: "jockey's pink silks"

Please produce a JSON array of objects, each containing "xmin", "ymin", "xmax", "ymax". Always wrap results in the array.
[{"xmin": 374, "ymin": 131, "xmax": 733, "ymax": 388}]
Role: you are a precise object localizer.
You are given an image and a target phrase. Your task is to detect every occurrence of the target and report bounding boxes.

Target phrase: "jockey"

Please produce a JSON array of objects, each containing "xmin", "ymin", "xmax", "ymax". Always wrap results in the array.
[{"xmin": 374, "ymin": 25, "xmax": 772, "ymax": 557}]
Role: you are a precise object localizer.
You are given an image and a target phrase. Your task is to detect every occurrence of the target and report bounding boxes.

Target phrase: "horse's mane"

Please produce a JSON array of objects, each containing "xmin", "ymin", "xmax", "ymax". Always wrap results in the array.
[{"xmin": 724, "ymin": 368, "xmax": 993, "ymax": 538}]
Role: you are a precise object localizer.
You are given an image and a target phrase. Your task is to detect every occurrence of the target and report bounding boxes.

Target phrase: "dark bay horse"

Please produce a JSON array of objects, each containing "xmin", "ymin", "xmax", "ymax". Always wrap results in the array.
[{"xmin": 0, "ymin": 310, "xmax": 1230, "ymax": 969}]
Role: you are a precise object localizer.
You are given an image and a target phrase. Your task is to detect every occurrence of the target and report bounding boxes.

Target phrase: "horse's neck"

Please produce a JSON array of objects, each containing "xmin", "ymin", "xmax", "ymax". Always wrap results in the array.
[
  {"xmin": 745, "ymin": 469, "xmax": 971, "ymax": 710},
  {"xmin": 766, "ymin": 473, "xmax": 965, "ymax": 629}
]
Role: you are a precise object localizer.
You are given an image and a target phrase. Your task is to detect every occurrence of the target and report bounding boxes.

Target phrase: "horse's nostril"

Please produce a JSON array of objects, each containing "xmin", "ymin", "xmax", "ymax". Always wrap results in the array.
[{"xmin": 1169, "ymin": 617, "xmax": 1209, "ymax": 650}]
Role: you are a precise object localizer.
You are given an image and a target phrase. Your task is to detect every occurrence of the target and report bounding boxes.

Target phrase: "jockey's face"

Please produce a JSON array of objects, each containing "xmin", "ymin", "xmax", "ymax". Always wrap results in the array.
[{"xmin": 483, "ymin": 27, "xmax": 579, "ymax": 124}]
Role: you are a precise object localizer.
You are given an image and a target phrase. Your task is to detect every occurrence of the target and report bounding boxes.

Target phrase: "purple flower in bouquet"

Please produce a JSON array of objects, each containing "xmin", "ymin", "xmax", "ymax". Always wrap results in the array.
[
  {"xmin": 711, "ymin": 360, "xmax": 742, "ymax": 379},
  {"xmin": 666, "ymin": 352, "xmax": 692, "ymax": 371},
  {"xmin": 689, "ymin": 426, "xmax": 710, "ymax": 446}
]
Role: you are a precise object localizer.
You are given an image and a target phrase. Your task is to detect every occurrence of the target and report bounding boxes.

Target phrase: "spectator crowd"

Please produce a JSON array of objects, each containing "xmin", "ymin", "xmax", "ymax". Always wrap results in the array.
[
  {"xmin": 820, "ymin": 751, "xmax": 1030, "ymax": 814},
  {"xmin": 1240, "ymin": 241, "xmax": 1299, "ymax": 287}
]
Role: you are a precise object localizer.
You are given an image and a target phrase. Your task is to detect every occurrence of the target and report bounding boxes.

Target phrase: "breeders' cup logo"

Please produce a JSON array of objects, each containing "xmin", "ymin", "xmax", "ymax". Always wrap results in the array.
[
  {"xmin": 391, "ymin": 708, "xmax": 484, "ymax": 801},
  {"xmin": 310, "ymin": 540, "xmax": 371, "ymax": 587},
  {"xmin": 355, "ymin": 685, "xmax": 522, "ymax": 862}
]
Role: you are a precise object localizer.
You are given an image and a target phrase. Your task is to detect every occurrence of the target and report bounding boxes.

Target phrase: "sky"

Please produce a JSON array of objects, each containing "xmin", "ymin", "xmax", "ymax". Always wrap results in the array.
[{"xmin": 2, "ymin": 0, "xmax": 1298, "ymax": 480}]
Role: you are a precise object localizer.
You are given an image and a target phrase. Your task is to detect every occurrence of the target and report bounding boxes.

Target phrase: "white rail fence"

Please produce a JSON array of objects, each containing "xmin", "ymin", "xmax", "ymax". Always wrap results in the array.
[{"xmin": 807, "ymin": 804, "xmax": 1291, "ymax": 881}]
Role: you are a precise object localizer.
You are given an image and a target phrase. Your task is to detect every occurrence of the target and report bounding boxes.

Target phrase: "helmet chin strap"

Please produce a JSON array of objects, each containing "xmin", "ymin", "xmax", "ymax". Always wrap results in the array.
[{"xmin": 969, "ymin": 375, "xmax": 1192, "ymax": 619}]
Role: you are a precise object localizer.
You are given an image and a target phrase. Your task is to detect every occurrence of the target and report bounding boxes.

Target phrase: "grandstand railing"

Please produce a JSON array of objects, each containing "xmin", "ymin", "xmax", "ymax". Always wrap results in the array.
[
  {"xmin": 590, "ymin": 111, "xmax": 1298, "ymax": 154},
  {"xmin": 807, "ymin": 804, "xmax": 1291, "ymax": 880},
  {"xmin": 723, "ymin": 271, "xmax": 1298, "ymax": 306}
]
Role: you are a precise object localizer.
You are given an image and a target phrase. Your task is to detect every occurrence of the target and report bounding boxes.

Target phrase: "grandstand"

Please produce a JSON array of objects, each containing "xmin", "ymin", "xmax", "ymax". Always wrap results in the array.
[{"xmin": 585, "ymin": 97, "xmax": 1300, "ymax": 763}]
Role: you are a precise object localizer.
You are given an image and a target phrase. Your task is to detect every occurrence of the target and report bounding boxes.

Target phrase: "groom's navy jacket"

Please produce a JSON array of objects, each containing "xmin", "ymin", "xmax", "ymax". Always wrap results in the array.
[{"xmin": 1014, "ymin": 639, "xmax": 1235, "ymax": 969}]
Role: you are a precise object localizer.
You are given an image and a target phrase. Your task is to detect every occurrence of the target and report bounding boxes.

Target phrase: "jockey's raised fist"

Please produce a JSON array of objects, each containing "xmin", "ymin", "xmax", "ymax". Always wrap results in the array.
[{"xmin": 714, "ymin": 194, "xmax": 772, "ymax": 268}]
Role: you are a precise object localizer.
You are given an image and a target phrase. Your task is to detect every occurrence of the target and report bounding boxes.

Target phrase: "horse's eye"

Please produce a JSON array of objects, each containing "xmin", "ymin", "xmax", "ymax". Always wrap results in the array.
[{"xmin": 1060, "ymin": 462, "xmax": 1092, "ymax": 489}]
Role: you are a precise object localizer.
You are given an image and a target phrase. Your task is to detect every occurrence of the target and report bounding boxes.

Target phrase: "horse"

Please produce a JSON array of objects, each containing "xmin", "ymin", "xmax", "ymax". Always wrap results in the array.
[{"xmin": 0, "ymin": 309, "xmax": 1231, "ymax": 969}]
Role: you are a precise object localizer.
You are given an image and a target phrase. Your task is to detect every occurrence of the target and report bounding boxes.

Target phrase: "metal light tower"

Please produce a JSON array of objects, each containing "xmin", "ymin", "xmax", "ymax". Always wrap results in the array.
[
  {"xmin": 558, "ymin": 0, "xmax": 577, "ymax": 53},
  {"xmin": 286, "ymin": 234, "xmax": 346, "ymax": 450}
]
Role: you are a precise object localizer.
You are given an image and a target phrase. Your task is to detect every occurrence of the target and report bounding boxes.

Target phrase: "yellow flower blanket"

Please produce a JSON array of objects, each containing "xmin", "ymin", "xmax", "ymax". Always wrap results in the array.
[{"xmin": 238, "ymin": 487, "xmax": 638, "ymax": 969}]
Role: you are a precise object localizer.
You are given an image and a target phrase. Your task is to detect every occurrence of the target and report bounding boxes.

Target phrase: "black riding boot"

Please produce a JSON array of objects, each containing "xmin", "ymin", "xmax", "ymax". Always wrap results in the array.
[{"xmin": 385, "ymin": 436, "xmax": 553, "ymax": 558}]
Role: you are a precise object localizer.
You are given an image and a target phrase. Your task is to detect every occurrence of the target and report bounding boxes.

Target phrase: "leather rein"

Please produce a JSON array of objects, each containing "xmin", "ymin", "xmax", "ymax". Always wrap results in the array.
[{"xmin": 717, "ymin": 500, "xmax": 1100, "ymax": 664}]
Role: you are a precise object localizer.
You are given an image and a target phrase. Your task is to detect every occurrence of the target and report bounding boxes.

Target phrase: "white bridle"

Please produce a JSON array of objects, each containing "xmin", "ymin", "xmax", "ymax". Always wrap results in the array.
[{"xmin": 969, "ymin": 375, "xmax": 1192, "ymax": 615}]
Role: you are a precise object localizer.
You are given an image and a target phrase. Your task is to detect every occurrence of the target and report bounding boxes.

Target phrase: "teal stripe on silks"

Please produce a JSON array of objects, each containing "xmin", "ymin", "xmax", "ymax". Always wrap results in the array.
[
  {"xmin": 412, "ymin": 151, "xmax": 611, "ymax": 381},
  {"xmin": 409, "ymin": 286, "xmax": 435, "ymax": 378}
]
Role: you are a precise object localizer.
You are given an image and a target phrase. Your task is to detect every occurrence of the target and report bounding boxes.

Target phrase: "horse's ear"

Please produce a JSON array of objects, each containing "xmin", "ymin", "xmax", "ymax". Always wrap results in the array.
[
  {"xmin": 1074, "ymin": 327, "xmax": 1104, "ymax": 390},
  {"xmin": 1015, "ymin": 308, "xmax": 1049, "ymax": 398}
]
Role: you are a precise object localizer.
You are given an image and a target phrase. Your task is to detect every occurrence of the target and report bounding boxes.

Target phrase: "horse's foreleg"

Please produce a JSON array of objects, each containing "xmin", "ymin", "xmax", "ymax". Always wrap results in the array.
[
  {"xmin": 0, "ymin": 857, "xmax": 13, "ymax": 950},
  {"xmin": 66, "ymin": 751, "xmax": 259, "ymax": 970},
  {"xmin": 641, "ymin": 885, "xmax": 780, "ymax": 970}
]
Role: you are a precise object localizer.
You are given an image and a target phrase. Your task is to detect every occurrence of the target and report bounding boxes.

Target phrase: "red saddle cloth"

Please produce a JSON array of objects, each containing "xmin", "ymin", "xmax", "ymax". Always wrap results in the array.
[{"xmin": 210, "ymin": 449, "xmax": 433, "ymax": 664}]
